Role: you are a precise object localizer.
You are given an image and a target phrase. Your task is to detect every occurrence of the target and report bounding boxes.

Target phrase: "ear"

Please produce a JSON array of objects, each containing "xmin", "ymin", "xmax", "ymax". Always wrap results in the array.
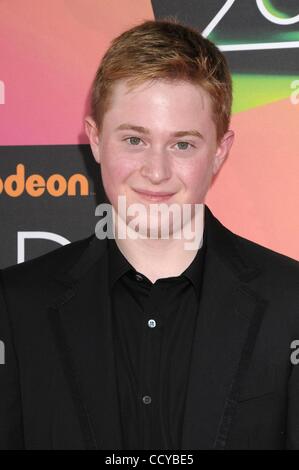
[
  {"xmin": 84, "ymin": 116, "xmax": 101, "ymax": 164},
  {"xmin": 212, "ymin": 129, "xmax": 235, "ymax": 176}
]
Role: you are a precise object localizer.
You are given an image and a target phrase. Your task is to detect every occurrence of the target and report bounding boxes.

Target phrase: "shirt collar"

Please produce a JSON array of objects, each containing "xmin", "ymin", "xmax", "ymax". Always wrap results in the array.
[
  {"xmin": 107, "ymin": 224, "xmax": 207, "ymax": 298},
  {"xmin": 107, "ymin": 236, "xmax": 133, "ymax": 291}
]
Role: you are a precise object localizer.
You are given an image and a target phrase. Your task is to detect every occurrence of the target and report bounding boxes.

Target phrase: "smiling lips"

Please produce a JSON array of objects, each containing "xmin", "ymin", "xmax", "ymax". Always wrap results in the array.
[{"xmin": 132, "ymin": 188, "xmax": 175, "ymax": 202}]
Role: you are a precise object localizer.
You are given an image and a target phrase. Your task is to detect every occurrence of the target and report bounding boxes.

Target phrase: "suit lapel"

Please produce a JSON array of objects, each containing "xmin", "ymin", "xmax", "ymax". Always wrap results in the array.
[
  {"xmin": 48, "ymin": 204, "xmax": 268, "ymax": 450},
  {"xmin": 181, "ymin": 206, "xmax": 268, "ymax": 449},
  {"xmin": 48, "ymin": 236, "xmax": 123, "ymax": 450}
]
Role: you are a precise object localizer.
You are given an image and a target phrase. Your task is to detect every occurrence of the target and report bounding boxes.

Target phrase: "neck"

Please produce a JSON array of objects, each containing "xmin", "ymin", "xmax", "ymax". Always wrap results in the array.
[{"xmin": 111, "ymin": 205, "xmax": 205, "ymax": 283}]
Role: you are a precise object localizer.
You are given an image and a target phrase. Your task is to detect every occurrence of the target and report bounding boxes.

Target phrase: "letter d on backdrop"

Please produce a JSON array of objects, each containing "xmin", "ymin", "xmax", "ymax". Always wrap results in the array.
[{"xmin": 17, "ymin": 232, "xmax": 70, "ymax": 263}]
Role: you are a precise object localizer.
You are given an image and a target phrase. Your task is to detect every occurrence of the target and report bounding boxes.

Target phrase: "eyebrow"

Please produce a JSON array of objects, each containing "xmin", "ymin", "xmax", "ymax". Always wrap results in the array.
[{"xmin": 115, "ymin": 123, "xmax": 204, "ymax": 139}]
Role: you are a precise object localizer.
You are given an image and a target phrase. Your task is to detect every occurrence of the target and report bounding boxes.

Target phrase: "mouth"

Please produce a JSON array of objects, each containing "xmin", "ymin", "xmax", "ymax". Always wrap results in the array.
[{"xmin": 132, "ymin": 188, "xmax": 175, "ymax": 202}]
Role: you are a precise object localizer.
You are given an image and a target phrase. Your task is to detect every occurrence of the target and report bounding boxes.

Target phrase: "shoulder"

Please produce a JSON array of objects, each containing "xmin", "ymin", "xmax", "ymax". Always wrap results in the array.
[
  {"xmin": 228, "ymin": 230, "xmax": 299, "ymax": 328},
  {"xmin": 232, "ymin": 230, "xmax": 299, "ymax": 281},
  {"xmin": 0, "ymin": 234, "xmax": 95, "ymax": 289},
  {"xmin": 205, "ymin": 205, "xmax": 299, "ymax": 285},
  {"xmin": 223, "ymin": 229, "xmax": 299, "ymax": 333}
]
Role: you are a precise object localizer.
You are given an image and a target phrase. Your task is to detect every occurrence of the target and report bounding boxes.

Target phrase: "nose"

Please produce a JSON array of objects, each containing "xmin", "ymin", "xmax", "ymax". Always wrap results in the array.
[{"xmin": 140, "ymin": 148, "xmax": 171, "ymax": 184}]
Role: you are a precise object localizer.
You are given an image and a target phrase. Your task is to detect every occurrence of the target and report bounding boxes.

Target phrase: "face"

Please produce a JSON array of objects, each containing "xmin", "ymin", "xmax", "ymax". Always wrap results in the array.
[{"xmin": 85, "ymin": 79, "xmax": 234, "ymax": 237}]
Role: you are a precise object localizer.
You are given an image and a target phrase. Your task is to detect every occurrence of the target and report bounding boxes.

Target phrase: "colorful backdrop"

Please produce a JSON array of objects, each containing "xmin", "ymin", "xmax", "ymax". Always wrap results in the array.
[{"xmin": 0, "ymin": 0, "xmax": 298, "ymax": 267}]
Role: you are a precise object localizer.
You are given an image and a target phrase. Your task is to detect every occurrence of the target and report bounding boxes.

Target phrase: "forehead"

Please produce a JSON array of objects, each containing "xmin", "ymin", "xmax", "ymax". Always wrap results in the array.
[
  {"xmin": 101, "ymin": 78, "xmax": 216, "ymax": 139},
  {"xmin": 108, "ymin": 78, "xmax": 211, "ymax": 111}
]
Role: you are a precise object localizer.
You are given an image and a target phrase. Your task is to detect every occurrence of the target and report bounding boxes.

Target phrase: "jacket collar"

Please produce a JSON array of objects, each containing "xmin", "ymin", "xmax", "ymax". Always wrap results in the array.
[
  {"xmin": 54, "ymin": 204, "xmax": 260, "ymax": 288},
  {"xmin": 49, "ymin": 204, "xmax": 266, "ymax": 450}
]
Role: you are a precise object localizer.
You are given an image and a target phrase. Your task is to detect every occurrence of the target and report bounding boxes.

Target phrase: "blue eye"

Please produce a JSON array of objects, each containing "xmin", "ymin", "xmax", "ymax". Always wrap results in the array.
[
  {"xmin": 125, "ymin": 136, "xmax": 142, "ymax": 145},
  {"xmin": 176, "ymin": 142, "xmax": 193, "ymax": 150}
]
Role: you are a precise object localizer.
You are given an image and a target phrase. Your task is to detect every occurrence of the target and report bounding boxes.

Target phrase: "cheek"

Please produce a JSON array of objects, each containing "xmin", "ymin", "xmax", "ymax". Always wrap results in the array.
[
  {"xmin": 177, "ymin": 157, "xmax": 212, "ymax": 190},
  {"xmin": 101, "ymin": 150, "xmax": 138, "ymax": 190}
]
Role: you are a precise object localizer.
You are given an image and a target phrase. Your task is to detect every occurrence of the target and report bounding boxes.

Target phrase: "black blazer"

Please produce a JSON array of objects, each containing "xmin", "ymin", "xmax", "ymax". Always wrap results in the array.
[{"xmin": 0, "ymin": 204, "xmax": 299, "ymax": 450}]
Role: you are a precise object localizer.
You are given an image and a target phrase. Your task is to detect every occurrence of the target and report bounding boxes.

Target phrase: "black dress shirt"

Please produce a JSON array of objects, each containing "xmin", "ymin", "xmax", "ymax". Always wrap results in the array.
[{"xmin": 107, "ymin": 228, "xmax": 207, "ymax": 450}]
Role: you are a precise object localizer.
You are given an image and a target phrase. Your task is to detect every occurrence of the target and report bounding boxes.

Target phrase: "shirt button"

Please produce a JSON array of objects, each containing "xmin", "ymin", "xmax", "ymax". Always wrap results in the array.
[
  {"xmin": 135, "ymin": 273, "xmax": 143, "ymax": 281},
  {"xmin": 148, "ymin": 319, "xmax": 156, "ymax": 328},
  {"xmin": 142, "ymin": 395, "xmax": 152, "ymax": 405}
]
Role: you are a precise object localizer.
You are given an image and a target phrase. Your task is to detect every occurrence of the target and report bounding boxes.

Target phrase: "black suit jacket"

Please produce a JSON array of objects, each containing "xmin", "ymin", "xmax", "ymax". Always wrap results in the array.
[{"xmin": 0, "ymin": 204, "xmax": 299, "ymax": 450}]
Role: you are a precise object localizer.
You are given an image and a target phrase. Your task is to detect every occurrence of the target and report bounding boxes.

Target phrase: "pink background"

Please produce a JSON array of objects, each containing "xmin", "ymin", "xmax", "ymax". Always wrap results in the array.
[{"xmin": 0, "ymin": 0, "xmax": 298, "ymax": 260}]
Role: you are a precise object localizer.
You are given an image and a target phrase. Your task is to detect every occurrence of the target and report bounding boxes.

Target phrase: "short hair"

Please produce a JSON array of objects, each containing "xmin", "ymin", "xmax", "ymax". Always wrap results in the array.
[{"xmin": 90, "ymin": 18, "xmax": 232, "ymax": 143}]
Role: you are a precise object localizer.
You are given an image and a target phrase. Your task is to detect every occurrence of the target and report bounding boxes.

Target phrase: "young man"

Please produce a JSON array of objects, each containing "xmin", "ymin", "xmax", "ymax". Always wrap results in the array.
[{"xmin": 0, "ymin": 19, "xmax": 299, "ymax": 450}]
